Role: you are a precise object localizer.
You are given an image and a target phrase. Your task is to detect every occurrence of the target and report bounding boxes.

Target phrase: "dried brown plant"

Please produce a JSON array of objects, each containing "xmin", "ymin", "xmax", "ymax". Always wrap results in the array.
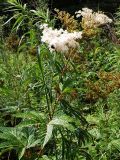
[
  {"xmin": 85, "ymin": 71, "xmax": 120, "ymax": 101},
  {"xmin": 5, "ymin": 34, "xmax": 20, "ymax": 51},
  {"xmin": 55, "ymin": 9, "xmax": 79, "ymax": 32}
]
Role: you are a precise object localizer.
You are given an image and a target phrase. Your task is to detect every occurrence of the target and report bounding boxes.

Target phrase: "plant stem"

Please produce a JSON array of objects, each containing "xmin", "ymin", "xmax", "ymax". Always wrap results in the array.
[{"xmin": 37, "ymin": 46, "xmax": 52, "ymax": 120}]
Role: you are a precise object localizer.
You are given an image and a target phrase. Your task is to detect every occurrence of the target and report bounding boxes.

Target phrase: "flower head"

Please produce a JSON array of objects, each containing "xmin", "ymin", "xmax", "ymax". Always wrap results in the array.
[
  {"xmin": 75, "ymin": 8, "xmax": 112, "ymax": 29},
  {"xmin": 40, "ymin": 24, "xmax": 82, "ymax": 53}
]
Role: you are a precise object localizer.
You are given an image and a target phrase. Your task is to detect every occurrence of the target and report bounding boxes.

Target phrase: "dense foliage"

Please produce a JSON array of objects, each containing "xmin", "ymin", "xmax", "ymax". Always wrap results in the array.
[{"xmin": 0, "ymin": 0, "xmax": 120, "ymax": 160}]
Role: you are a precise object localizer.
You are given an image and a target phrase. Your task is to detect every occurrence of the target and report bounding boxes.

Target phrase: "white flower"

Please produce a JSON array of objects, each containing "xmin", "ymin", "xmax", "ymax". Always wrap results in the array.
[
  {"xmin": 40, "ymin": 24, "xmax": 82, "ymax": 53},
  {"xmin": 94, "ymin": 13, "xmax": 113, "ymax": 26},
  {"xmin": 75, "ymin": 8, "xmax": 112, "ymax": 28},
  {"xmin": 75, "ymin": 8, "xmax": 93, "ymax": 19}
]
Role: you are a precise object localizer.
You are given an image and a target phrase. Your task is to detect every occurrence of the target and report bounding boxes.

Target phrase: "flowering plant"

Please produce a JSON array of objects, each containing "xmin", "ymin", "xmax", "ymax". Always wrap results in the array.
[
  {"xmin": 40, "ymin": 24, "xmax": 82, "ymax": 53},
  {"xmin": 75, "ymin": 8, "xmax": 112, "ymax": 28},
  {"xmin": 40, "ymin": 8, "xmax": 113, "ymax": 53}
]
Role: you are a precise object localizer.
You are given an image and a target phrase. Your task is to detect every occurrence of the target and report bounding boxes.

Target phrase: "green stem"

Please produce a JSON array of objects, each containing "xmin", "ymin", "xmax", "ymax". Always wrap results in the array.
[{"xmin": 37, "ymin": 46, "xmax": 52, "ymax": 119}]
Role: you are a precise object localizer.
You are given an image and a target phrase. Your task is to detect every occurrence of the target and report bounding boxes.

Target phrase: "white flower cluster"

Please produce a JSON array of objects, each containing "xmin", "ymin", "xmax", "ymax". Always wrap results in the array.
[
  {"xmin": 75, "ymin": 8, "xmax": 112, "ymax": 28},
  {"xmin": 40, "ymin": 24, "xmax": 82, "ymax": 53},
  {"xmin": 76, "ymin": 8, "xmax": 93, "ymax": 18}
]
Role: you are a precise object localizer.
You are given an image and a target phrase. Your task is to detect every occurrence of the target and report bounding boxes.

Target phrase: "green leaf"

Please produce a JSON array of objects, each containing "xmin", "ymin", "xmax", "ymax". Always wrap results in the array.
[
  {"xmin": 39, "ymin": 155, "xmax": 51, "ymax": 160},
  {"xmin": 108, "ymin": 139, "xmax": 120, "ymax": 151},
  {"xmin": 27, "ymin": 139, "xmax": 41, "ymax": 148},
  {"xmin": 12, "ymin": 14, "xmax": 24, "ymax": 31},
  {"xmin": 42, "ymin": 124, "xmax": 53, "ymax": 148},
  {"xmin": 63, "ymin": 87, "xmax": 74, "ymax": 94},
  {"xmin": 42, "ymin": 116, "xmax": 75, "ymax": 148},
  {"xmin": 17, "ymin": 120, "xmax": 40, "ymax": 128},
  {"xmin": 3, "ymin": 14, "xmax": 19, "ymax": 26},
  {"xmin": 18, "ymin": 147, "xmax": 26, "ymax": 160},
  {"xmin": 14, "ymin": 111, "xmax": 45, "ymax": 121},
  {"xmin": 0, "ymin": 142, "xmax": 14, "ymax": 149},
  {"xmin": 0, "ymin": 127, "xmax": 26, "ymax": 147}
]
